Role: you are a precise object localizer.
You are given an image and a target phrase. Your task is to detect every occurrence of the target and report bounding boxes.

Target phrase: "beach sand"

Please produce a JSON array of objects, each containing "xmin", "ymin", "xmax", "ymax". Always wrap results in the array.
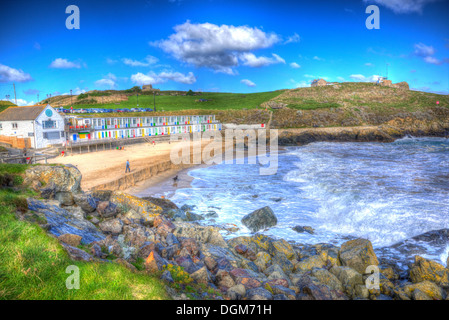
[{"xmin": 47, "ymin": 140, "xmax": 199, "ymax": 190}]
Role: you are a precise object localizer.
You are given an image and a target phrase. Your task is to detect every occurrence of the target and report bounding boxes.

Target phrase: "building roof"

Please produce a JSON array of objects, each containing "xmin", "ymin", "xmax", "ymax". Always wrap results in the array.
[{"xmin": 0, "ymin": 105, "xmax": 47, "ymax": 121}]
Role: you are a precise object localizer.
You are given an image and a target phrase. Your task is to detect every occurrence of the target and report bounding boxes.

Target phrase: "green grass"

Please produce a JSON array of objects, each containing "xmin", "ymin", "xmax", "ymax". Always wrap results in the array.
[
  {"xmin": 0, "ymin": 164, "xmax": 170, "ymax": 300},
  {"xmin": 70, "ymin": 91, "xmax": 285, "ymax": 111},
  {"xmin": 0, "ymin": 101, "xmax": 16, "ymax": 113}
]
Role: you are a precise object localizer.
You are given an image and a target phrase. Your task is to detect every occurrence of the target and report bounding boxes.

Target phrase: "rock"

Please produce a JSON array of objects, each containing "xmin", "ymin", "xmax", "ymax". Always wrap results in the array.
[
  {"xmin": 227, "ymin": 284, "xmax": 246, "ymax": 300},
  {"xmin": 412, "ymin": 289, "xmax": 432, "ymax": 300},
  {"xmin": 154, "ymin": 216, "xmax": 176, "ymax": 237},
  {"xmin": 271, "ymin": 252, "xmax": 294, "ymax": 274},
  {"xmin": 145, "ymin": 250, "xmax": 167, "ymax": 272},
  {"xmin": 91, "ymin": 190, "xmax": 112, "ymax": 202},
  {"xmin": 27, "ymin": 198, "xmax": 105, "ymax": 244},
  {"xmin": 246, "ymin": 287, "xmax": 273, "ymax": 300},
  {"xmin": 268, "ymin": 239, "xmax": 295, "ymax": 260},
  {"xmin": 404, "ymin": 281, "xmax": 445, "ymax": 300},
  {"xmin": 24, "ymin": 165, "xmax": 82, "ymax": 194},
  {"xmin": 339, "ymin": 238, "xmax": 379, "ymax": 274},
  {"xmin": 90, "ymin": 243, "xmax": 103, "ymax": 258},
  {"xmin": 216, "ymin": 270, "xmax": 236, "ymax": 289},
  {"xmin": 230, "ymin": 268, "xmax": 262, "ymax": 290},
  {"xmin": 292, "ymin": 225, "xmax": 314, "ymax": 234},
  {"xmin": 98, "ymin": 218, "xmax": 123, "ymax": 235},
  {"xmin": 241, "ymin": 206, "xmax": 277, "ymax": 233},
  {"xmin": 97, "ymin": 235, "xmax": 123, "ymax": 257},
  {"xmin": 55, "ymin": 191, "xmax": 75, "ymax": 206},
  {"xmin": 97, "ymin": 201, "xmax": 118, "ymax": 218},
  {"xmin": 235, "ymin": 244, "xmax": 248, "ymax": 255},
  {"xmin": 180, "ymin": 238, "xmax": 200, "ymax": 257},
  {"xmin": 161, "ymin": 270, "xmax": 174, "ymax": 283},
  {"xmin": 141, "ymin": 196, "xmax": 179, "ymax": 214},
  {"xmin": 409, "ymin": 255, "xmax": 449, "ymax": 287},
  {"xmin": 73, "ymin": 193, "xmax": 97, "ymax": 213},
  {"xmin": 123, "ymin": 225, "xmax": 151, "ymax": 248},
  {"xmin": 310, "ymin": 268, "xmax": 344, "ymax": 292},
  {"xmin": 110, "ymin": 192, "xmax": 162, "ymax": 224},
  {"xmin": 294, "ymin": 255, "xmax": 326, "ymax": 272},
  {"xmin": 254, "ymin": 252, "xmax": 272, "ymax": 271},
  {"xmin": 191, "ymin": 266, "xmax": 211, "ymax": 285},
  {"xmin": 138, "ymin": 242, "xmax": 156, "ymax": 259},
  {"xmin": 173, "ymin": 222, "xmax": 227, "ymax": 247},
  {"xmin": 295, "ymin": 274, "xmax": 348, "ymax": 300},
  {"xmin": 185, "ymin": 211, "xmax": 204, "ymax": 221},
  {"xmin": 115, "ymin": 258, "xmax": 137, "ymax": 272},
  {"xmin": 58, "ymin": 234, "xmax": 82, "ymax": 247},
  {"xmin": 268, "ymin": 285, "xmax": 296, "ymax": 299},
  {"xmin": 329, "ymin": 266, "xmax": 364, "ymax": 298},
  {"xmin": 62, "ymin": 244, "xmax": 93, "ymax": 261}
]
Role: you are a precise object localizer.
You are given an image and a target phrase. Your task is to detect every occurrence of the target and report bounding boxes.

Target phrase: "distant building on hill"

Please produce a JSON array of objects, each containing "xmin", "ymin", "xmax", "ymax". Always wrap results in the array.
[
  {"xmin": 142, "ymin": 84, "xmax": 160, "ymax": 92},
  {"xmin": 311, "ymin": 79, "xmax": 327, "ymax": 87}
]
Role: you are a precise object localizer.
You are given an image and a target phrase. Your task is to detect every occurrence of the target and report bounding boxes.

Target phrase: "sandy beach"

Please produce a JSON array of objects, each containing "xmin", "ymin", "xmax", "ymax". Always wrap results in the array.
[{"xmin": 47, "ymin": 139, "xmax": 209, "ymax": 190}]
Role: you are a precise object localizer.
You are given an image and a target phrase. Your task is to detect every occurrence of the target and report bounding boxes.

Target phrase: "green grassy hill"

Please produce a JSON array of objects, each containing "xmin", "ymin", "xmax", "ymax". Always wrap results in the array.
[
  {"xmin": 48, "ymin": 91, "xmax": 285, "ymax": 111},
  {"xmin": 270, "ymin": 82, "xmax": 448, "ymax": 112},
  {"xmin": 0, "ymin": 101, "xmax": 17, "ymax": 113}
]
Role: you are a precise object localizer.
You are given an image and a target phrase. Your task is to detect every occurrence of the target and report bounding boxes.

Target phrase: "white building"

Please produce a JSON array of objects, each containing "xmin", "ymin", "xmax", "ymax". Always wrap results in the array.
[{"xmin": 0, "ymin": 104, "xmax": 65, "ymax": 149}]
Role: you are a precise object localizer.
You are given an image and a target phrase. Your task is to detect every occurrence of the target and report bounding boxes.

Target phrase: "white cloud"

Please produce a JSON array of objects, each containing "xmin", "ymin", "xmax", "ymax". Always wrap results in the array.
[
  {"xmin": 290, "ymin": 62, "xmax": 301, "ymax": 69},
  {"xmin": 363, "ymin": 0, "xmax": 437, "ymax": 14},
  {"xmin": 49, "ymin": 58, "xmax": 81, "ymax": 69},
  {"xmin": 240, "ymin": 53, "xmax": 285, "ymax": 67},
  {"xmin": 413, "ymin": 42, "xmax": 446, "ymax": 65},
  {"xmin": 152, "ymin": 21, "xmax": 280, "ymax": 74},
  {"xmin": 241, "ymin": 79, "xmax": 256, "ymax": 87},
  {"xmin": 313, "ymin": 56, "xmax": 324, "ymax": 61},
  {"xmin": 349, "ymin": 74, "xmax": 381, "ymax": 82},
  {"xmin": 365, "ymin": 62, "xmax": 374, "ymax": 67},
  {"xmin": 414, "ymin": 43, "xmax": 435, "ymax": 57},
  {"xmin": 0, "ymin": 64, "xmax": 33, "ymax": 82},
  {"xmin": 95, "ymin": 73, "xmax": 118, "ymax": 89},
  {"xmin": 122, "ymin": 55, "xmax": 159, "ymax": 67},
  {"xmin": 106, "ymin": 58, "xmax": 118, "ymax": 64},
  {"xmin": 337, "ymin": 76, "xmax": 345, "ymax": 82},
  {"xmin": 423, "ymin": 56, "xmax": 443, "ymax": 65},
  {"xmin": 6, "ymin": 97, "xmax": 35, "ymax": 106},
  {"xmin": 284, "ymin": 33, "xmax": 300, "ymax": 44},
  {"xmin": 289, "ymin": 79, "xmax": 310, "ymax": 88},
  {"xmin": 131, "ymin": 71, "xmax": 196, "ymax": 85}
]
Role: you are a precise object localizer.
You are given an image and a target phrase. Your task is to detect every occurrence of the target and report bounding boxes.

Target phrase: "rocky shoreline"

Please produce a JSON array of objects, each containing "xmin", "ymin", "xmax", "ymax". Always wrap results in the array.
[{"xmin": 20, "ymin": 165, "xmax": 449, "ymax": 300}]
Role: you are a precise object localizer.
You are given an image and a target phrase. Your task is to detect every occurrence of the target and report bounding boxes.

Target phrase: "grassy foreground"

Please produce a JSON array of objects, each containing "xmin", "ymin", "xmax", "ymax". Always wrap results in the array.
[{"xmin": 0, "ymin": 164, "xmax": 170, "ymax": 300}]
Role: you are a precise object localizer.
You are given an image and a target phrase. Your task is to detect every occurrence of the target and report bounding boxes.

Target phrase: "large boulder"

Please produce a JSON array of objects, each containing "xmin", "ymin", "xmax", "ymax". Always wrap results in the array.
[
  {"xmin": 173, "ymin": 222, "xmax": 227, "ymax": 247},
  {"xmin": 96, "ymin": 201, "xmax": 118, "ymax": 218},
  {"xmin": 339, "ymin": 238, "xmax": 379, "ymax": 274},
  {"xmin": 98, "ymin": 218, "xmax": 123, "ymax": 235},
  {"xmin": 409, "ymin": 256, "xmax": 449, "ymax": 287},
  {"xmin": 241, "ymin": 206, "xmax": 277, "ymax": 233},
  {"xmin": 24, "ymin": 165, "xmax": 82, "ymax": 194},
  {"xmin": 73, "ymin": 193, "xmax": 97, "ymax": 213},
  {"xmin": 110, "ymin": 192, "xmax": 162, "ymax": 224},
  {"xmin": 58, "ymin": 234, "xmax": 82, "ymax": 247},
  {"xmin": 329, "ymin": 266, "xmax": 364, "ymax": 298},
  {"xmin": 27, "ymin": 198, "xmax": 105, "ymax": 244},
  {"xmin": 403, "ymin": 281, "xmax": 446, "ymax": 300}
]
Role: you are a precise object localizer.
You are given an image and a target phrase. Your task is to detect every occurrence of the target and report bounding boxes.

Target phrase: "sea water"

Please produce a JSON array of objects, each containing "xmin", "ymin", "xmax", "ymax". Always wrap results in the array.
[{"xmin": 164, "ymin": 137, "xmax": 449, "ymax": 265}]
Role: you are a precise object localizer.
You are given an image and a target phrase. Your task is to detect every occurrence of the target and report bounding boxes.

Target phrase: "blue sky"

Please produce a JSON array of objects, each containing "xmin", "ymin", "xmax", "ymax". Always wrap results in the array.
[{"xmin": 0, "ymin": 0, "xmax": 448, "ymax": 105}]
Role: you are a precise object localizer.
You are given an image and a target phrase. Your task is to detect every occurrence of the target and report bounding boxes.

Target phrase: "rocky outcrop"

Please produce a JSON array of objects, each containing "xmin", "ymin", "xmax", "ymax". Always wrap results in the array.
[
  {"xmin": 339, "ymin": 238, "xmax": 379, "ymax": 274},
  {"xmin": 241, "ymin": 206, "xmax": 277, "ymax": 233},
  {"xmin": 409, "ymin": 256, "xmax": 449, "ymax": 287},
  {"xmin": 24, "ymin": 165, "xmax": 82, "ymax": 199}
]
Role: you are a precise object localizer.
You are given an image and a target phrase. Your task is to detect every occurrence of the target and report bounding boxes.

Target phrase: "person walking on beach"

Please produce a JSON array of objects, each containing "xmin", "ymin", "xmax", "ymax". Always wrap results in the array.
[{"xmin": 125, "ymin": 159, "xmax": 131, "ymax": 173}]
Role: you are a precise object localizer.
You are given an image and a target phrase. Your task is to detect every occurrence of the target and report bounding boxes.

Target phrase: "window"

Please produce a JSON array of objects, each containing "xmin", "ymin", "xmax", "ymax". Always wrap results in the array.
[
  {"xmin": 12, "ymin": 123, "xmax": 18, "ymax": 129},
  {"xmin": 43, "ymin": 131, "xmax": 60, "ymax": 140},
  {"xmin": 43, "ymin": 120, "xmax": 56, "ymax": 129}
]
